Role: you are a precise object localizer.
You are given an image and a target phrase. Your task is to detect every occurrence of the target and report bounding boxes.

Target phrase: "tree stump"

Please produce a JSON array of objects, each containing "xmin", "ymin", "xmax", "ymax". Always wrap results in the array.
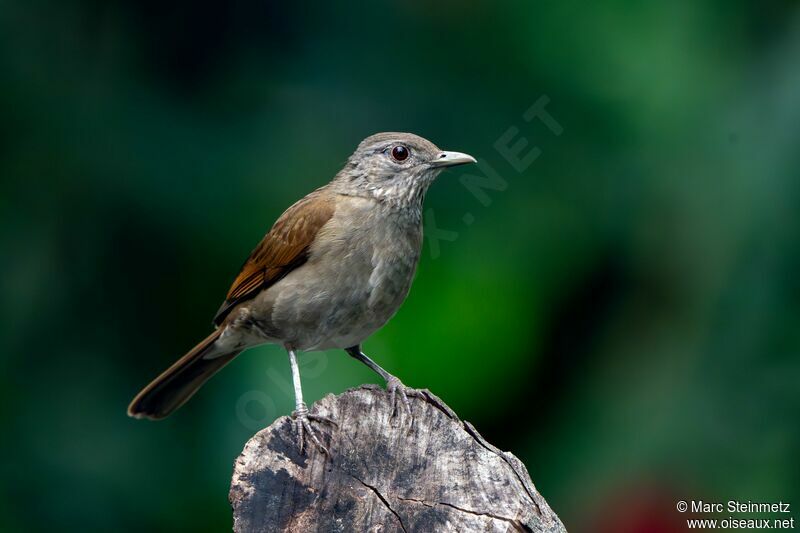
[{"xmin": 229, "ymin": 385, "xmax": 567, "ymax": 532}]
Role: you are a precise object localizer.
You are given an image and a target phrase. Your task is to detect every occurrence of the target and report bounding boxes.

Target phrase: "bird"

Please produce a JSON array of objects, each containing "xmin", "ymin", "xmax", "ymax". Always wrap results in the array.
[{"xmin": 128, "ymin": 132, "xmax": 476, "ymax": 453}]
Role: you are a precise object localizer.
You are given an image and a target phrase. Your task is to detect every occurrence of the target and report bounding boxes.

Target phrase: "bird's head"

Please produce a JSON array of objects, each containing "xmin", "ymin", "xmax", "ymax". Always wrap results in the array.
[{"xmin": 333, "ymin": 132, "xmax": 476, "ymax": 208}]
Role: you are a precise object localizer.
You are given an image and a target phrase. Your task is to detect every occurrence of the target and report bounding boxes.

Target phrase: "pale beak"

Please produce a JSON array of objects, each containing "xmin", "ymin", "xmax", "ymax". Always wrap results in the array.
[{"xmin": 430, "ymin": 151, "xmax": 477, "ymax": 168}]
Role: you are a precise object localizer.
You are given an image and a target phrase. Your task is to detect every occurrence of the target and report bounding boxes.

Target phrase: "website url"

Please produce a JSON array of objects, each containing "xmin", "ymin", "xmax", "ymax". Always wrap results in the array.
[{"xmin": 687, "ymin": 518, "xmax": 795, "ymax": 529}]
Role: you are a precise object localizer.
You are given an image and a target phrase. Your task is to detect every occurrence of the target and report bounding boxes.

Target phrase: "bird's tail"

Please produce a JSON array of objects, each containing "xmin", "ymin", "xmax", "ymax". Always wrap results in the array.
[{"xmin": 127, "ymin": 330, "xmax": 242, "ymax": 420}]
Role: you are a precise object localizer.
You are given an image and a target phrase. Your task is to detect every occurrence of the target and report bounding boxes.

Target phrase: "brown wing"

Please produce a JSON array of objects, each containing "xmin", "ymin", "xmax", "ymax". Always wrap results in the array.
[{"xmin": 212, "ymin": 190, "xmax": 335, "ymax": 326}]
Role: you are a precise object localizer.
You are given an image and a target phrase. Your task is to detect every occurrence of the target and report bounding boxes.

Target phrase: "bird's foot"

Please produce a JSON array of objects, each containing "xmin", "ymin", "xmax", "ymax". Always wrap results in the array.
[
  {"xmin": 385, "ymin": 375, "xmax": 414, "ymax": 418},
  {"xmin": 291, "ymin": 403, "xmax": 337, "ymax": 455}
]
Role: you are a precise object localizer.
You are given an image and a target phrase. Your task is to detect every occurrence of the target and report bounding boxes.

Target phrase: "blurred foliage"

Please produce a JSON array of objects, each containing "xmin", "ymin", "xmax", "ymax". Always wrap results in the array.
[{"xmin": 2, "ymin": 0, "xmax": 799, "ymax": 531}]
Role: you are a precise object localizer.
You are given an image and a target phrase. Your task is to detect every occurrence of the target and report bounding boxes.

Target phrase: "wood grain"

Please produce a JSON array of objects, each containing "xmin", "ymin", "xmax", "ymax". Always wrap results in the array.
[{"xmin": 229, "ymin": 385, "xmax": 567, "ymax": 532}]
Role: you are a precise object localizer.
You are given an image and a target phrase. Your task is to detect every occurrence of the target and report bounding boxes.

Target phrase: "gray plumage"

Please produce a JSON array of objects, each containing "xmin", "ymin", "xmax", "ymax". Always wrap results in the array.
[{"xmin": 128, "ymin": 132, "xmax": 476, "ymax": 453}]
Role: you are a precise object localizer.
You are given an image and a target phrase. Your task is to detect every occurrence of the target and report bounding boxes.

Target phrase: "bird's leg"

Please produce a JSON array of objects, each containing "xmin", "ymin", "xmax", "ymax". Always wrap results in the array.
[
  {"xmin": 286, "ymin": 347, "xmax": 335, "ymax": 454},
  {"xmin": 345, "ymin": 345, "xmax": 413, "ymax": 417}
]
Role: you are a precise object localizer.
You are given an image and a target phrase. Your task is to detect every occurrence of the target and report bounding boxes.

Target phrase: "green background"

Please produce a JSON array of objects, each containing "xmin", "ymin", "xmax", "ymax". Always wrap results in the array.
[{"xmin": 2, "ymin": 1, "xmax": 799, "ymax": 531}]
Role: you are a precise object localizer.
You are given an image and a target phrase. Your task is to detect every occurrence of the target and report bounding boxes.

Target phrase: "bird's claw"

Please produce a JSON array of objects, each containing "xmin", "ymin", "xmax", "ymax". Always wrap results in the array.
[
  {"xmin": 386, "ymin": 375, "xmax": 414, "ymax": 418},
  {"xmin": 291, "ymin": 404, "xmax": 335, "ymax": 455}
]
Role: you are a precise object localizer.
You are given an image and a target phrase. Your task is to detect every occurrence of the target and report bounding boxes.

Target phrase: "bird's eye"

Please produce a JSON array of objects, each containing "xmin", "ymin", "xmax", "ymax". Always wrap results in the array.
[{"xmin": 390, "ymin": 145, "xmax": 410, "ymax": 162}]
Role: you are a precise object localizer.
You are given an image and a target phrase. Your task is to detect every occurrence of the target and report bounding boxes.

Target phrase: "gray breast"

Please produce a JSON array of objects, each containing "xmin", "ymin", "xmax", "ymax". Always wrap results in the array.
[{"xmin": 263, "ymin": 195, "xmax": 422, "ymax": 351}]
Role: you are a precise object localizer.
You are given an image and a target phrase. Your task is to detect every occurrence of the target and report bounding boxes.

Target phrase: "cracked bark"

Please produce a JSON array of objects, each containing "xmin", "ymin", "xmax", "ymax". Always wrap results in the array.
[{"xmin": 229, "ymin": 385, "xmax": 567, "ymax": 532}]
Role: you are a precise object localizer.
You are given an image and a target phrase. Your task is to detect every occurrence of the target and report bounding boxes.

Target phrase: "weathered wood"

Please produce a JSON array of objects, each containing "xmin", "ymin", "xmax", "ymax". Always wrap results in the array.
[{"xmin": 230, "ymin": 385, "xmax": 567, "ymax": 532}]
